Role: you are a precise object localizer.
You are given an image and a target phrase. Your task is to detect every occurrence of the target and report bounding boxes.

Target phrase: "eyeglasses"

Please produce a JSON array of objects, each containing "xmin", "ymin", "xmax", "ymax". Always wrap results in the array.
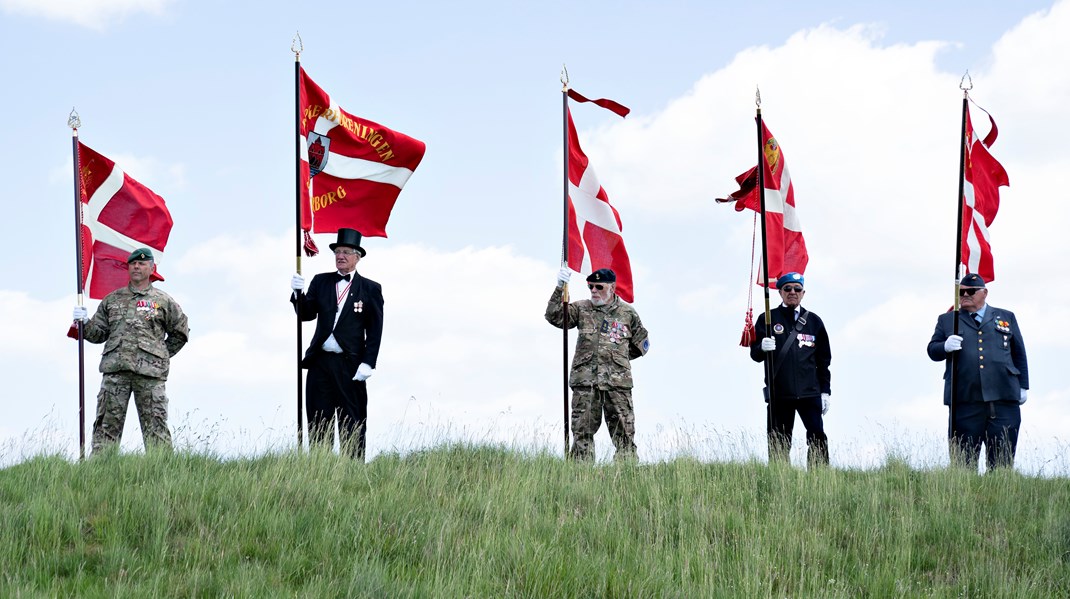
[
  {"xmin": 333, "ymin": 249, "xmax": 358, "ymax": 256},
  {"xmin": 588, "ymin": 284, "xmax": 606, "ymax": 291},
  {"xmin": 959, "ymin": 287, "xmax": 983, "ymax": 296},
  {"xmin": 781, "ymin": 286, "xmax": 803, "ymax": 293}
]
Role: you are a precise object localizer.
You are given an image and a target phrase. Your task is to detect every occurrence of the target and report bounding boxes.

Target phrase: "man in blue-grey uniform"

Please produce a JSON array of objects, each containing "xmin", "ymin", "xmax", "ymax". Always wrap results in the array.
[
  {"xmin": 927, "ymin": 273, "xmax": 1029, "ymax": 470},
  {"xmin": 750, "ymin": 272, "xmax": 832, "ymax": 466}
]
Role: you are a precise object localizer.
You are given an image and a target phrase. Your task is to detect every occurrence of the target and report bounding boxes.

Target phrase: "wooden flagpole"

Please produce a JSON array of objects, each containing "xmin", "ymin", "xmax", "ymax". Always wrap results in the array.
[
  {"xmin": 292, "ymin": 33, "xmax": 306, "ymax": 450},
  {"xmin": 560, "ymin": 66, "xmax": 571, "ymax": 459},
  {"xmin": 754, "ymin": 90, "xmax": 778, "ymax": 460},
  {"xmin": 68, "ymin": 109, "xmax": 87, "ymax": 461}
]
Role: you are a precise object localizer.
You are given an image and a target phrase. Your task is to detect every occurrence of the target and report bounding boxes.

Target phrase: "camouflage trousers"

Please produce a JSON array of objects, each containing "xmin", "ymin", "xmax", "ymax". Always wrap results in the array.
[
  {"xmin": 92, "ymin": 372, "xmax": 172, "ymax": 453},
  {"xmin": 569, "ymin": 387, "xmax": 636, "ymax": 462}
]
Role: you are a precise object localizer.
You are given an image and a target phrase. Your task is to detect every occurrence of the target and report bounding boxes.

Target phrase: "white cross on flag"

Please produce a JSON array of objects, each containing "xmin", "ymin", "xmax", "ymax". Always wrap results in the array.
[
  {"xmin": 565, "ymin": 91, "xmax": 634, "ymax": 302},
  {"xmin": 77, "ymin": 142, "xmax": 173, "ymax": 299}
]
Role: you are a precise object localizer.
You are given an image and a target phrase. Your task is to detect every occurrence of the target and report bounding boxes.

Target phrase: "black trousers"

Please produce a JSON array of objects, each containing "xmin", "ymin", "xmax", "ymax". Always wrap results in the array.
[
  {"xmin": 949, "ymin": 400, "xmax": 1021, "ymax": 470},
  {"xmin": 306, "ymin": 352, "xmax": 369, "ymax": 460},
  {"xmin": 767, "ymin": 395, "xmax": 828, "ymax": 466}
]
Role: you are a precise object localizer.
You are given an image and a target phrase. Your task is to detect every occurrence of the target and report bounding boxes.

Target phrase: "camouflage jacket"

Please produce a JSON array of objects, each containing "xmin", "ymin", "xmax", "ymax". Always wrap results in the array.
[
  {"xmin": 545, "ymin": 286, "xmax": 649, "ymax": 389},
  {"xmin": 83, "ymin": 284, "xmax": 190, "ymax": 380}
]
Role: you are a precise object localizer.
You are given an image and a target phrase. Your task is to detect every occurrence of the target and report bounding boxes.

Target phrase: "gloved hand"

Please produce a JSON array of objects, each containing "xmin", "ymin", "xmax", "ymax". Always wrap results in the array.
[
  {"xmin": 72, "ymin": 306, "xmax": 88, "ymax": 323},
  {"xmin": 557, "ymin": 267, "xmax": 571, "ymax": 287},
  {"xmin": 943, "ymin": 335, "xmax": 963, "ymax": 353},
  {"xmin": 1019, "ymin": 389, "xmax": 1028, "ymax": 405},
  {"xmin": 760, "ymin": 337, "xmax": 776, "ymax": 352},
  {"xmin": 353, "ymin": 363, "xmax": 374, "ymax": 381},
  {"xmin": 291, "ymin": 273, "xmax": 305, "ymax": 292},
  {"xmin": 821, "ymin": 393, "xmax": 831, "ymax": 415}
]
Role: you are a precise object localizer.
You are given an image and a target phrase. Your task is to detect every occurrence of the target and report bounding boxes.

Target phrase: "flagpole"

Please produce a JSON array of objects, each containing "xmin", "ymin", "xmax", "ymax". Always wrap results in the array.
[
  {"xmin": 292, "ymin": 33, "xmax": 306, "ymax": 450},
  {"xmin": 69, "ymin": 109, "xmax": 86, "ymax": 461},
  {"xmin": 949, "ymin": 74, "xmax": 972, "ymax": 460},
  {"xmin": 754, "ymin": 90, "xmax": 778, "ymax": 460},
  {"xmin": 560, "ymin": 66, "xmax": 571, "ymax": 459}
]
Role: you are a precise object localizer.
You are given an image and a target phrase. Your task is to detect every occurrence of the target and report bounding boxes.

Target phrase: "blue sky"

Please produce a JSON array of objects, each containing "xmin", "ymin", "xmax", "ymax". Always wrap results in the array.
[{"xmin": 1, "ymin": 0, "xmax": 1067, "ymax": 473}]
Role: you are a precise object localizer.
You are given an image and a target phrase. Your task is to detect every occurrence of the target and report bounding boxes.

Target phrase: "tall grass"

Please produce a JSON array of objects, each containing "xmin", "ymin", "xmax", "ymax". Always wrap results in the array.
[{"xmin": 1, "ymin": 446, "xmax": 1067, "ymax": 597}]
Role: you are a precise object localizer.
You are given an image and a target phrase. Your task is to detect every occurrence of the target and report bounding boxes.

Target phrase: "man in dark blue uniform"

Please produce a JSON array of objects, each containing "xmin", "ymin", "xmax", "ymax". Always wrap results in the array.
[
  {"xmin": 750, "ymin": 272, "xmax": 832, "ymax": 466},
  {"xmin": 290, "ymin": 228, "xmax": 384, "ymax": 460},
  {"xmin": 927, "ymin": 273, "xmax": 1028, "ymax": 470}
]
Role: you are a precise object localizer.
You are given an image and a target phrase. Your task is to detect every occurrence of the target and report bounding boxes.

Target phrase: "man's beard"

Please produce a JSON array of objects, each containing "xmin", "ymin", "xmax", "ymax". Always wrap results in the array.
[{"xmin": 591, "ymin": 296, "xmax": 608, "ymax": 307}]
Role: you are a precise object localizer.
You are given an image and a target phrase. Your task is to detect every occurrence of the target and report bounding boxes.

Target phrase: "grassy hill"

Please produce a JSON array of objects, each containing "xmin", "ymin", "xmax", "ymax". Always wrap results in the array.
[{"xmin": 1, "ymin": 446, "xmax": 1068, "ymax": 598}]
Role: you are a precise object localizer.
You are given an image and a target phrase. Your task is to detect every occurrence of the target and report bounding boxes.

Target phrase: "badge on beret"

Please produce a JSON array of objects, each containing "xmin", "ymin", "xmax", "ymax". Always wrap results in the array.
[{"xmin": 773, "ymin": 323, "xmax": 785, "ymax": 334}]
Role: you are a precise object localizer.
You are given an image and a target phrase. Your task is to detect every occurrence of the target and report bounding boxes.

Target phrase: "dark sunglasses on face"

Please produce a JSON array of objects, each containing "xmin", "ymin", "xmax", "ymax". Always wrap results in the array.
[
  {"xmin": 781, "ymin": 286, "xmax": 803, "ymax": 293},
  {"xmin": 588, "ymin": 284, "xmax": 606, "ymax": 291},
  {"xmin": 960, "ymin": 287, "xmax": 983, "ymax": 296}
]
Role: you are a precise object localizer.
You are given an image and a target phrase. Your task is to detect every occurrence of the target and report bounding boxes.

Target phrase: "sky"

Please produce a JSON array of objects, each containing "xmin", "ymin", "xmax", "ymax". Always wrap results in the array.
[{"xmin": 1, "ymin": 0, "xmax": 1068, "ymax": 474}]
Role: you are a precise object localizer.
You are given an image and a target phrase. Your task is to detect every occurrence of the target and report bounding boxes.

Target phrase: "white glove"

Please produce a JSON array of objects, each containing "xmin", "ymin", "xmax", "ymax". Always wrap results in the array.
[
  {"xmin": 72, "ymin": 306, "xmax": 88, "ymax": 323},
  {"xmin": 943, "ymin": 335, "xmax": 963, "ymax": 353},
  {"xmin": 760, "ymin": 337, "xmax": 776, "ymax": 352},
  {"xmin": 291, "ymin": 273, "xmax": 305, "ymax": 292},
  {"xmin": 557, "ymin": 267, "xmax": 571, "ymax": 287},
  {"xmin": 353, "ymin": 363, "xmax": 374, "ymax": 382},
  {"xmin": 1019, "ymin": 389, "xmax": 1028, "ymax": 405},
  {"xmin": 821, "ymin": 393, "xmax": 831, "ymax": 415}
]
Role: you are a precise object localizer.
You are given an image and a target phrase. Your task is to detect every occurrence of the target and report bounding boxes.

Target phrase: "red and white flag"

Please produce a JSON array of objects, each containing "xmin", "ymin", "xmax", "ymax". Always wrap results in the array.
[
  {"xmin": 77, "ymin": 142, "xmax": 173, "ymax": 299},
  {"xmin": 717, "ymin": 121, "xmax": 808, "ymax": 287},
  {"xmin": 961, "ymin": 104, "xmax": 1009, "ymax": 283},
  {"xmin": 566, "ymin": 91, "xmax": 634, "ymax": 303},
  {"xmin": 299, "ymin": 67, "xmax": 425, "ymax": 253}
]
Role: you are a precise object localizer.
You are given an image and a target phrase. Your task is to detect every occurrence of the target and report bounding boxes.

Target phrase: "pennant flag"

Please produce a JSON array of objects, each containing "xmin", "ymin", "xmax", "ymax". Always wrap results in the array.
[
  {"xmin": 566, "ymin": 100, "xmax": 634, "ymax": 303},
  {"xmin": 716, "ymin": 121, "xmax": 808, "ymax": 287},
  {"xmin": 77, "ymin": 142, "xmax": 172, "ymax": 299},
  {"xmin": 298, "ymin": 67, "xmax": 426, "ymax": 253},
  {"xmin": 961, "ymin": 104, "xmax": 1009, "ymax": 283}
]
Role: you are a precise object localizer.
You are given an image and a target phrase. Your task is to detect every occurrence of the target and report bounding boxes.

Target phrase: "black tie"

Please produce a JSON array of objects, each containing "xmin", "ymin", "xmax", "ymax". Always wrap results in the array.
[
  {"xmin": 973, "ymin": 313, "xmax": 982, "ymax": 326},
  {"xmin": 339, "ymin": 273, "xmax": 351, "ymax": 282}
]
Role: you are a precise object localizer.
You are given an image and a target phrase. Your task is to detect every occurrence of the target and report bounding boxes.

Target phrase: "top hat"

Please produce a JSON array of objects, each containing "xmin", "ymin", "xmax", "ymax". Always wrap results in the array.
[{"xmin": 329, "ymin": 228, "xmax": 367, "ymax": 257}]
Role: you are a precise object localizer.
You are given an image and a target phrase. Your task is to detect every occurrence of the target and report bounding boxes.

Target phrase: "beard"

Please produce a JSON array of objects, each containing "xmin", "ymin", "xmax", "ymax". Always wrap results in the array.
[{"xmin": 591, "ymin": 296, "xmax": 608, "ymax": 307}]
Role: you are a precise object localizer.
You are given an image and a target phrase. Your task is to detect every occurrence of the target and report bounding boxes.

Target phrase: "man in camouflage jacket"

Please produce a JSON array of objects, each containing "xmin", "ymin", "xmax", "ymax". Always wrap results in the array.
[
  {"xmin": 546, "ymin": 268, "xmax": 649, "ymax": 461},
  {"xmin": 73, "ymin": 248, "xmax": 189, "ymax": 452}
]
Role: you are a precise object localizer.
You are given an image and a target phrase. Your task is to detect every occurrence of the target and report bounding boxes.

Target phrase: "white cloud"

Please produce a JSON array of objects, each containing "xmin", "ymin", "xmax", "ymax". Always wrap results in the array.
[{"xmin": 0, "ymin": 0, "xmax": 171, "ymax": 29}]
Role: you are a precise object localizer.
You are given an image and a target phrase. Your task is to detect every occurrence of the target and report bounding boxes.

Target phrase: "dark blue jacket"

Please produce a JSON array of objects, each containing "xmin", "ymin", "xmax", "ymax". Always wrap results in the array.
[
  {"xmin": 291, "ymin": 271, "xmax": 384, "ymax": 368},
  {"xmin": 750, "ymin": 305, "xmax": 832, "ymax": 400},
  {"xmin": 927, "ymin": 305, "xmax": 1028, "ymax": 405}
]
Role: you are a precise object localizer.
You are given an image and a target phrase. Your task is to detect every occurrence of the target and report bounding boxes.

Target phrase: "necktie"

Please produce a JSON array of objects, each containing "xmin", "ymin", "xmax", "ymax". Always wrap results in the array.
[{"xmin": 973, "ymin": 313, "xmax": 982, "ymax": 326}]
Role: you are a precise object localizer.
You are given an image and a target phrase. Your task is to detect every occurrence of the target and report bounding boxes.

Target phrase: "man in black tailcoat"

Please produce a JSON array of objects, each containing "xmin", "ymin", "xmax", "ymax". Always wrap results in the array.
[{"xmin": 290, "ymin": 228, "xmax": 384, "ymax": 460}]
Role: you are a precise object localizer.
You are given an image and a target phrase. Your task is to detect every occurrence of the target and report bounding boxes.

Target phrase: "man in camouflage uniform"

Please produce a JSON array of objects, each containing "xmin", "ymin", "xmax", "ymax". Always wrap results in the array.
[
  {"xmin": 546, "ymin": 267, "xmax": 650, "ymax": 461},
  {"xmin": 73, "ymin": 248, "xmax": 189, "ymax": 452}
]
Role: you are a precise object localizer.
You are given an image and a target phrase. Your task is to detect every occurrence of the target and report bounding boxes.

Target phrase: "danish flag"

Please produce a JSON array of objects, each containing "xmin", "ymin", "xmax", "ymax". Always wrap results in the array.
[
  {"xmin": 77, "ymin": 142, "xmax": 172, "ymax": 299},
  {"xmin": 566, "ymin": 89, "xmax": 635, "ymax": 303},
  {"xmin": 961, "ymin": 104, "xmax": 1008, "ymax": 283},
  {"xmin": 298, "ymin": 67, "xmax": 425, "ymax": 254},
  {"xmin": 717, "ymin": 121, "xmax": 808, "ymax": 287}
]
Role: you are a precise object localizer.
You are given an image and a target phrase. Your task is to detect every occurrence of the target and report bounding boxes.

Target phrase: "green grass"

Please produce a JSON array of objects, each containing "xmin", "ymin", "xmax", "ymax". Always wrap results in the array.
[{"xmin": 1, "ymin": 446, "xmax": 1068, "ymax": 598}]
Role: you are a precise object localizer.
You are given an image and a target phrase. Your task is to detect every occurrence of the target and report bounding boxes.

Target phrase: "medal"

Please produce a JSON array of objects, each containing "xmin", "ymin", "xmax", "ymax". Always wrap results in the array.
[
  {"xmin": 354, "ymin": 300, "xmax": 363, "ymax": 313},
  {"xmin": 773, "ymin": 323, "xmax": 785, "ymax": 334}
]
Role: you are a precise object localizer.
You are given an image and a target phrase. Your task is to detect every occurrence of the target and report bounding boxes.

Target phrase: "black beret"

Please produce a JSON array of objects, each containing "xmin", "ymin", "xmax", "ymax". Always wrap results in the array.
[{"xmin": 586, "ymin": 268, "xmax": 616, "ymax": 283}]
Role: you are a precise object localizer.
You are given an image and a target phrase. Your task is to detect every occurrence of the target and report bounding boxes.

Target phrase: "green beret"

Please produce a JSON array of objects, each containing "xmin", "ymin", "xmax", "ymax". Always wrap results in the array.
[{"xmin": 127, "ymin": 247, "xmax": 154, "ymax": 263}]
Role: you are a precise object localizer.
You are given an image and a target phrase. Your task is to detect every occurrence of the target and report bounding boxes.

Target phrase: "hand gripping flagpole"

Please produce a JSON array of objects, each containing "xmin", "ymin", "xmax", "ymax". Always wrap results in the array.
[
  {"xmin": 292, "ymin": 33, "xmax": 306, "ymax": 450},
  {"xmin": 69, "ymin": 108, "xmax": 87, "ymax": 461},
  {"xmin": 949, "ymin": 72, "xmax": 972, "ymax": 463},
  {"xmin": 560, "ymin": 65, "xmax": 571, "ymax": 458},
  {"xmin": 754, "ymin": 89, "xmax": 779, "ymax": 461}
]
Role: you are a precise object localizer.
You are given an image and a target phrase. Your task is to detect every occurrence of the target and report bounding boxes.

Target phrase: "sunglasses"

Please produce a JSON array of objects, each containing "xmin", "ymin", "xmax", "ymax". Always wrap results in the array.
[
  {"xmin": 780, "ymin": 286, "xmax": 803, "ymax": 293},
  {"xmin": 959, "ymin": 287, "xmax": 983, "ymax": 296},
  {"xmin": 587, "ymin": 284, "xmax": 606, "ymax": 291}
]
